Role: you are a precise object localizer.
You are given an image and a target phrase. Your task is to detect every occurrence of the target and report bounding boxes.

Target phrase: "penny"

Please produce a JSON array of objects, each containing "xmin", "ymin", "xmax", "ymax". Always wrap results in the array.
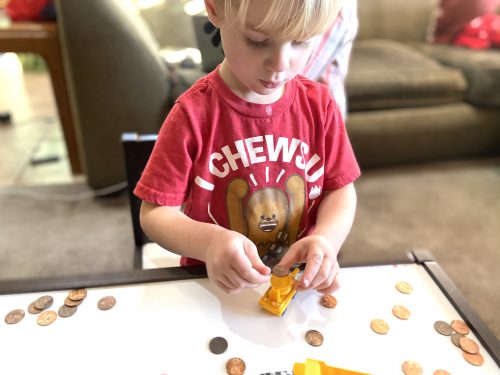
[
  {"xmin": 402, "ymin": 360, "xmax": 423, "ymax": 375},
  {"xmin": 463, "ymin": 351, "xmax": 484, "ymax": 366},
  {"xmin": 396, "ymin": 281, "xmax": 413, "ymax": 294},
  {"xmin": 208, "ymin": 336, "xmax": 228, "ymax": 354},
  {"xmin": 37, "ymin": 310, "xmax": 57, "ymax": 326},
  {"xmin": 226, "ymin": 357, "xmax": 246, "ymax": 375},
  {"xmin": 370, "ymin": 319, "xmax": 389, "ymax": 335},
  {"xmin": 433, "ymin": 370, "xmax": 450, "ymax": 375},
  {"xmin": 434, "ymin": 320, "xmax": 453, "ymax": 336},
  {"xmin": 28, "ymin": 302, "xmax": 43, "ymax": 314},
  {"xmin": 319, "ymin": 294, "xmax": 337, "ymax": 308},
  {"xmin": 68, "ymin": 288, "xmax": 87, "ymax": 301},
  {"xmin": 451, "ymin": 332, "xmax": 465, "ymax": 348},
  {"xmin": 97, "ymin": 296, "xmax": 116, "ymax": 310},
  {"xmin": 459, "ymin": 336, "xmax": 479, "ymax": 354},
  {"xmin": 272, "ymin": 264, "xmax": 290, "ymax": 277},
  {"xmin": 64, "ymin": 296, "xmax": 83, "ymax": 307},
  {"xmin": 392, "ymin": 305, "xmax": 410, "ymax": 320},
  {"xmin": 58, "ymin": 304, "xmax": 77, "ymax": 318},
  {"xmin": 5, "ymin": 309, "xmax": 25, "ymax": 324},
  {"xmin": 34, "ymin": 295, "xmax": 54, "ymax": 310},
  {"xmin": 451, "ymin": 319, "xmax": 470, "ymax": 335},
  {"xmin": 305, "ymin": 329, "xmax": 324, "ymax": 346}
]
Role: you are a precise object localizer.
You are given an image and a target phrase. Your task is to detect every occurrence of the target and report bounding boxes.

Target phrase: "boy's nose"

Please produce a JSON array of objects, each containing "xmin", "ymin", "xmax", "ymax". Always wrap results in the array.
[{"xmin": 266, "ymin": 45, "xmax": 290, "ymax": 73}]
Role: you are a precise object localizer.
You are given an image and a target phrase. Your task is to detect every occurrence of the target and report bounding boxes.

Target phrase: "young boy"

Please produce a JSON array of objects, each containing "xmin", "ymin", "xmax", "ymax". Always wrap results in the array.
[{"xmin": 135, "ymin": 0, "xmax": 360, "ymax": 295}]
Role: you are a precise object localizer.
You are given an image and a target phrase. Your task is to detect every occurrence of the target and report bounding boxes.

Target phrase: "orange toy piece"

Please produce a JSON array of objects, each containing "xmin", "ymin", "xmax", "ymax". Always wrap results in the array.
[
  {"xmin": 259, "ymin": 267, "xmax": 300, "ymax": 316},
  {"xmin": 293, "ymin": 358, "xmax": 372, "ymax": 375}
]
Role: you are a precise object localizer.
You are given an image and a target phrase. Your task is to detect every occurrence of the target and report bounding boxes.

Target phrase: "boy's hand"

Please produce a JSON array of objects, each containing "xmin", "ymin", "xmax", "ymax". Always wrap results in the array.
[
  {"xmin": 205, "ymin": 229, "xmax": 271, "ymax": 293},
  {"xmin": 276, "ymin": 235, "xmax": 340, "ymax": 294}
]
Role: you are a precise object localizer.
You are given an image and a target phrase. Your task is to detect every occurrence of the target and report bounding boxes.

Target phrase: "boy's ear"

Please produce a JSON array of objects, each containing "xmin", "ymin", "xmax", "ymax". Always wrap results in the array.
[{"xmin": 204, "ymin": 0, "xmax": 222, "ymax": 27}]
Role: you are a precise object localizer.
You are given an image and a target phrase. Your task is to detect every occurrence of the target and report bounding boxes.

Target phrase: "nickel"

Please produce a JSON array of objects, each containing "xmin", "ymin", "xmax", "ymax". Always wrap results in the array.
[
  {"xmin": 208, "ymin": 336, "xmax": 228, "ymax": 354},
  {"xmin": 434, "ymin": 320, "xmax": 453, "ymax": 336},
  {"xmin": 97, "ymin": 296, "xmax": 116, "ymax": 310},
  {"xmin": 226, "ymin": 357, "xmax": 246, "ymax": 375},
  {"xmin": 319, "ymin": 294, "xmax": 337, "ymax": 308},
  {"xmin": 272, "ymin": 265, "xmax": 290, "ymax": 277},
  {"xmin": 370, "ymin": 319, "xmax": 389, "ymax": 335},
  {"xmin": 37, "ymin": 310, "xmax": 57, "ymax": 326},
  {"xmin": 4, "ymin": 309, "xmax": 25, "ymax": 324},
  {"xmin": 305, "ymin": 329, "xmax": 324, "ymax": 346},
  {"xmin": 402, "ymin": 360, "xmax": 423, "ymax": 375},
  {"xmin": 34, "ymin": 295, "xmax": 53, "ymax": 310},
  {"xmin": 58, "ymin": 304, "xmax": 77, "ymax": 318},
  {"xmin": 451, "ymin": 332, "xmax": 464, "ymax": 348}
]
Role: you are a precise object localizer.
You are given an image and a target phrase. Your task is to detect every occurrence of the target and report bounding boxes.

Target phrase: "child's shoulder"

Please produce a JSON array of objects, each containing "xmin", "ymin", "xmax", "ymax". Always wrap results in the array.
[
  {"xmin": 175, "ymin": 73, "xmax": 214, "ymax": 104},
  {"xmin": 293, "ymin": 74, "xmax": 334, "ymax": 104}
]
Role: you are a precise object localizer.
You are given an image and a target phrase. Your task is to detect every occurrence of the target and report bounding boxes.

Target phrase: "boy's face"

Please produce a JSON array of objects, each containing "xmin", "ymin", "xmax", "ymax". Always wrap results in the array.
[{"xmin": 217, "ymin": 0, "xmax": 315, "ymax": 104}]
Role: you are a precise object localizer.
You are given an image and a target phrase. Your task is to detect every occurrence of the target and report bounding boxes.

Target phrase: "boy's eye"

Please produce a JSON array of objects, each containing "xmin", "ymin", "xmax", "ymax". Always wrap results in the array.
[
  {"xmin": 245, "ymin": 37, "xmax": 269, "ymax": 48},
  {"xmin": 292, "ymin": 40, "xmax": 310, "ymax": 48}
]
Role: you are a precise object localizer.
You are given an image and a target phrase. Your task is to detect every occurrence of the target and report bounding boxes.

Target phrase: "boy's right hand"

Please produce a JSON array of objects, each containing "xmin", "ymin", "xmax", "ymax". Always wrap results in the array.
[{"xmin": 204, "ymin": 229, "xmax": 271, "ymax": 293}]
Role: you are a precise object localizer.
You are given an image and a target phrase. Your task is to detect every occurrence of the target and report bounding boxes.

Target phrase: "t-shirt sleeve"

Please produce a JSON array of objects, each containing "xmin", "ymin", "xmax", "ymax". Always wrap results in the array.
[
  {"xmin": 322, "ymin": 98, "xmax": 361, "ymax": 190},
  {"xmin": 133, "ymin": 104, "xmax": 195, "ymax": 206}
]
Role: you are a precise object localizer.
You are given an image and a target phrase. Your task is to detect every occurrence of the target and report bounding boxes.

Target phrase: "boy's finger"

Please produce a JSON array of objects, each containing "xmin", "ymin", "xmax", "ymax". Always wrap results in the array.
[
  {"xmin": 243, "ymin": 242, "xmax": 271, "ymax": 276},
  {"xmin": 299, "ymin": 251, "xmax": 324, "ymax": 288}
]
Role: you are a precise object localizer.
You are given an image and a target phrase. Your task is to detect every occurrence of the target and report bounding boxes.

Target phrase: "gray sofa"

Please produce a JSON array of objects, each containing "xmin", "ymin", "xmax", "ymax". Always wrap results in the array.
[{"xmin": 56, "ymin": 0, "xmax": 500, "ymax": 189}]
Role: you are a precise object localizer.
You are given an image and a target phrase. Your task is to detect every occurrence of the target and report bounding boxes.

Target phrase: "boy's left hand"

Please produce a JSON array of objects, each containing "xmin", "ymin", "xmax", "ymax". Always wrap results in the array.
[{"xmin": 276, "ymin": 235, "xmax": 340, "ymax": 294}]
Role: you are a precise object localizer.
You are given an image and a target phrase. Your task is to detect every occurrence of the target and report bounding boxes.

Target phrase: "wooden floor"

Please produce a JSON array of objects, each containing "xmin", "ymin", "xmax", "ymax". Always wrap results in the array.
[{"xmin": 0, "ymin": 52, "xmax": 84, "ymax": 187}]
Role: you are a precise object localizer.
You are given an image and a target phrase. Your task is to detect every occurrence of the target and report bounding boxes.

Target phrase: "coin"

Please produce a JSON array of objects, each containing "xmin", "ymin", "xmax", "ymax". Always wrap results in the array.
[
  {"xmin": 68, "ymin": 288, "xmax": 87, "ymax": 301},
  {"xmin": 37, "ymin": 310, "xmax": 57, "ymax": 326},
  {"xmin": 28, "ymin": 302, "xmax": 43, "ymax": 314},
  {"xmin": 5, "ymin": 309, "xmax": 25, "ymax": 324},
  {"xmin": 34, "ymin": 295, "xmax": 54, "ymax": 310},
  {"xmin": 402, "ymin": 360, "xmax": 423, "ymax": 375},
  {"xmin": 392, "ymin": 305, "xmax": 410, "ymax": 320},
  {"xmin": 459, "ymin": 336, "xmax": 479, "ymax": 354},
  {"xmin": 396, "ymin": 281, "xmax": 413, "ymax": 294},
  {"xmin": 370, "ymin": 319, "xmax": 389, "ymax": 335},
  {"xmin": 319, "ymin": 294, "xmax": 337, "ymax": 308},
  {"xmin": 434, "ymin": 320, "xmax": 453, "ymax": 336},
  {"xmin": 305, "ymin": 329, "xmax": 324, "ymax": 346},
  {"xmin": 208, "ymin": 336, "xmax": 228, "ymax": 354},
  {"xmin": 451, "ymin": 319, "xmax": 470, "ymax": 335},
  {"xmin": 451, "ymin": 332, "xmax": 465, "ymax": 348},
  {"xmin": 272, "ymin": 265, "xmax": 290, "ymax": 277},
  {"xmin": 58, "ymin": 304, "xmax": 77, "ymax": 318},
  {"xmin": 64, "ymin": 296, "xmax": 83, "ymax": 307},
  {"xmin": 97, "ymin": 296, "xmax": 116, "ymax": 310},
  {"xmin": 226, "ymin": 357, "xmax": 246, "ymax": 375},
  {"xmin": 433, "ymin": 370, "xmax": 450, "ymax": 375},
  {"xmin": 463, "ymin": 351, "xmax": 484, "ymax": 366}
]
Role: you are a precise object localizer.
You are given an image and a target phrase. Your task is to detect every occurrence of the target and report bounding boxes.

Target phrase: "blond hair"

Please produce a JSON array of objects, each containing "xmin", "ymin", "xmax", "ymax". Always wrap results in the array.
[{"xmin": 215, "ymin": 0, "xmax": 341, "ymax": 41}]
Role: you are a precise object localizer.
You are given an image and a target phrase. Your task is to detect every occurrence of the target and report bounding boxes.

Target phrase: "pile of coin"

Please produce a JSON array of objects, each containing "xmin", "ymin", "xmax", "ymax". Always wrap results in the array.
[{"xmin": 434, "ymin": 319, "xmax": 484, "ymax": 366}]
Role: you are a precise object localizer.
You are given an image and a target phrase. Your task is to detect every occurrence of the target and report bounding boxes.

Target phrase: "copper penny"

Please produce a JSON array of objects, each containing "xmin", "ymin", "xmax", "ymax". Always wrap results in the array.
[
  {"xmin": 272, "ymin": 265, "xmax": 290, "ymax": 277},
  {"xmin": 97, "ymin": 296, "xmax": 116, "ymax": 310},
  {"xmin": 396, "ymin": 281, "xmax": 413, "ymax": 294},
  {"xmin": 28, "ymin": 302, "xmax": 43, "ymax": 314},
  {"xmin": 5, "ymin": 309, "xmax": 25, "ymax": 324},
  {"xmin": 208, "ymin": 336, "xmax": 228, "ymax": 354},
  {"xmin": 58, "ymin": 304, "xmax": 77, "ymax": 318},
  {"xmin": 37, "ymin": 310, "xmax": 57, "ymax": 326},
  {"xmin": 305, "ymin": 329, "xmax": 324, "ymax": 346},
  {"xmin": 64, "ymin": 296, "xmax": 83, "ymax": 307},
  {"xmin": 34, "ymin": 295, "xmax": 53, "ymax": 310},
  {"xmin": 402, "ymin": 360, "xmax": 423, "ymax": 375},
  {"xmin": 451, "ymin": 319, "xmax": 470, "ymax": 335},
  {"xmin": 451, "ymin": 332, "xmax": 464, "ymax": 348},
  {"xmin": 434, "ymin": 320, "xmax": 453, "ymax": 336},
  {"xmin": 226, "ymin": 357, "xmax": 246, "ymax": 375},
  {"xmin": 392, "ymin": 305, "xmax": 410, "ymax": 320},
  {"xmin": 370, "ymin": 319, "xmax": 389, "ymax": 335},
  {"xmin": 463, "ymin": 351, "xmax": 484, "ymax": 366},
  {"xmin": 320, "ymin": 294, "xmax": 337, "ymax": 308},
  {"xmin": 459, "ymin": 336, "xmax": 479, "ymax": 354},
  {"xmin": 68, "ymin": 288, "xmax": 87, "ymax": 301},
  {"xmin": 433, "ymin": 370, "xmax": 451, "ymax": 375}
]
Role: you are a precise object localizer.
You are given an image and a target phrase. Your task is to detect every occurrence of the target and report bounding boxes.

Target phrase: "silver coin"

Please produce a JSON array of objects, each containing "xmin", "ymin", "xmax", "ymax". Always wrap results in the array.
[
  {"xmin": 34, "ymin": 295, "xmax": 54, "ymax": 310},
  {"xmin": 434, "ymin": 320, "xmax": 453, "ymax": 336},
  {"xmin": 209, "ymin": 336, "xmax": 228, "ymax": 354}
]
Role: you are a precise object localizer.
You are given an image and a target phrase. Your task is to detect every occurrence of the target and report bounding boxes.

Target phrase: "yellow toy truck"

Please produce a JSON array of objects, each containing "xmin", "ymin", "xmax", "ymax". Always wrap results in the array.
[
  {"xmin": 293, "ymin": 359, "xmax": 372, "ymax": 375},
  {"xmin": 259, "ymin": 265, "xmax": 300, "ymax": 316}
]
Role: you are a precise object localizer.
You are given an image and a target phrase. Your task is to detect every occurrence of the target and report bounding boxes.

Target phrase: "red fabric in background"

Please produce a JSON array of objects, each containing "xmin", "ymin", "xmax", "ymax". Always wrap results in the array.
[{"xmin": 6, "ymin": 0, "xmax": 55, "ymax": 21}]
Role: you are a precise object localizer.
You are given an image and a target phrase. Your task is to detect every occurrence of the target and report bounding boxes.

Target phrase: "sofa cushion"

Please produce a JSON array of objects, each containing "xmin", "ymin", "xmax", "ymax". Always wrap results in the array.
[
  {"xmin": 346, "ymin": 40, "xmax": 467, "ymax": 111},
  {"xmin": 415, "ymin": 44, "xmax": 500, "ymax": 106}
]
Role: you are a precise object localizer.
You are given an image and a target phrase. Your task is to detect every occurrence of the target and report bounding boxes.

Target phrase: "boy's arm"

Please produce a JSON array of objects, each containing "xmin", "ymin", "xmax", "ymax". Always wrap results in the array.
[
  {"xmin": 139, "ymin": 201, "xmax": 270, "ymax": 292},
  {"xmin": 277, "ymin": 182, "xmax": 357, "ymax": 293}
]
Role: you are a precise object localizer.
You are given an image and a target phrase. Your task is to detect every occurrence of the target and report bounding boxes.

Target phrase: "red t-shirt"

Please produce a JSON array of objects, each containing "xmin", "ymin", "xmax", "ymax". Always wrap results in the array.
[{"xmin": 134, "ymin": 68, "xmax": 360, "ymax": 266}]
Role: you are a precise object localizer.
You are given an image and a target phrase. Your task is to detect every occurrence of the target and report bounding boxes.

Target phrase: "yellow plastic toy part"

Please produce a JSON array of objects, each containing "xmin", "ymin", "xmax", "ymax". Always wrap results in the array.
[
  {"xmin": 259, "ymin": 268, "xmax": 300, "ymax": 316},
  {"xmin": 293, "ymin": 359, "xmax": 372, "ymax": 375}
]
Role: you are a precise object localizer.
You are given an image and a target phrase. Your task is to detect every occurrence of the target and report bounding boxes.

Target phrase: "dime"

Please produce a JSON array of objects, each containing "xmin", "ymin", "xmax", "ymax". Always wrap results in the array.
[
  {"xmin": 272, "ymin": 265, "xmax": 290, "ymax": 277},
  {"xmin": 463, "ymin": 352, "xmax": 484, "ymax": 366},
  {"xmin": 396, "ymin": 281, "xmax": 413, "ymax": 294},
  {"xmin": 226, "ymin": 357, "xmax": 246, "ymax": 375},
  {"xmin": 459, "ymin": 336, "xmax": 479, "ymax": 354},
  {"xmin": 434, "ymin": 320, "xmax": 453, "ymax": 336},
  {"xmin": 305, "ymin": 329, "xmax": 324, "ymax": 346},
  {"xmin": 64, "ymin": 296, "xmax": 83, "ymax": 307},
  {"xmin": 319, "ymin": 294, "xmax": 337, "ymax": 308},
  {"xmin": 37, "ymin": 310, "xmax": 57, "ymax": 326},
  {"xmin": 402, "ymin": 360, "xmax": 423, "ymax": 375},
  {"xmin": 392, "ymin": 305, "xmax": 410, "ymax": 320},
  {"xmin": 451, "ymin": 319, "xmax": 470, "ymax": 335},
  {"xmin": 5, "ymin": 309, "xmax": 25, "ymax": 324},
  {"xmin": 433, "ymin": 370, "xmax": 451, "ymax": 375},
  {"xmin": 58, "ymin": 305, "xmax": 77, "ymax": 318},
  {"xmin": 370, "ymin": 319, "xmax": 389, "ymax": 335},
  {"xmin": 34, "ymin": 295, "xmax": 53, "ymax": 310},
  {"xmin": 28, "ymin": 302, "xmax": 43, "ymax": 314},
  {"xmin": 451, "ymin": 332, "xmax": 465, "ymax": 348},
  {"xmin": 97, "ymin": 296, "xmax": 116, "ymax": 310},
  {"xmin": 208, "ymin": 336, "xmax": 228, "ymax": 355},
  {"xmin": 68, "ymin": 288, "xmax": 87, "ymax": 301}
]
